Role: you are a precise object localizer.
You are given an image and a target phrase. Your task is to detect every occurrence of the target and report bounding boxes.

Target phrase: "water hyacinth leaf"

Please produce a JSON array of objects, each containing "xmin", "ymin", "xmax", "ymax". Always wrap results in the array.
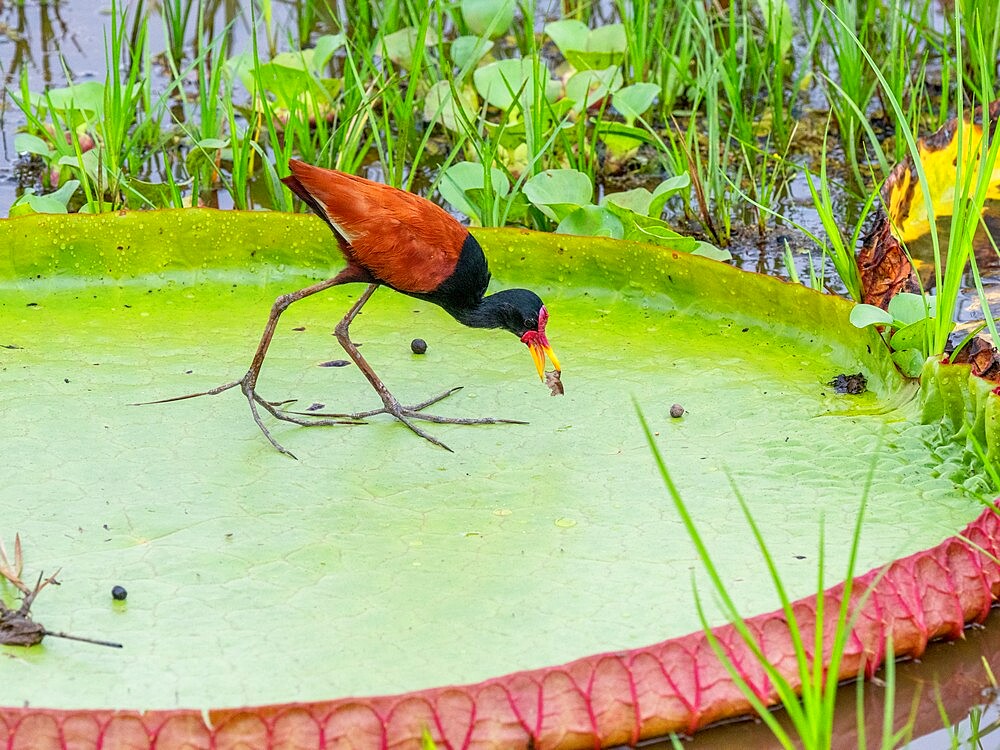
[
  {"xmin": 381, "ymin": 27, "xmax": 437, "ymax": 69},
  {"xmin": 473, "ymin": 59, "xmax": 561, "ymax": 110},
  {"xmin": 595, "ymin": 121, "xmax": 651, "ymax": 162},
  {"xmin": 8, "ymin": 180, "xmax": 80, "ymax": 217},
  {"xmin": 556, "ymin": 205, "xmax": 625, "ymax": 238},
  {"xmin": 692, "ymin": 241, "xmax": 734, "ymax": 261},
  {"xmin": 888, "ymin": 292, "xmax": 935, "ymax": 326},
  {"xmin": 890, "ymin": 319, "xmax": 930, "ymax": 353},
  {"xmin": 424, "ymin": 81, "xmax": 479, "ymax": 132},
  {"xmin": 310, "ymin": 34, "xmax": 346, "ymax": 70},
  {"xmin": 14, "ymin": 133, "xmax": 52, "ymax": 158},
  {"xmin": 522, "ymin": 168, "xmax": 593, "ymax": 222},
  {"xmin": 439, "ymin": 162, "xmax": 510, "ymax": 223},
  {"xmin": 460, "ymin": 0, "xmax": 516, "ymax": 38},
  {"xmin": 57, "ymin": 149, "xmax": 102, "ymax": 185},
  {"xmin": 543, "ymin": 19, "xmax": 590, "ymax": 53},
  {"xmin": 892, "ymin": 348, "xmax": 926, "ymax": 378},
  {"xmin": 650, "ymin": 175, "xmax": 691, "ymax": 217},
  {"xmin": 564, "ymin": 67, "xmax": 623, "ymax": 112},
  {"xmin": 849, "ymin": 304, "xmax": 895, "ymax": 328},
  {"xmin": 31, "ymin": 81, "xmax": 106, "ymax": 116},
  {"xmin": 451, "ymin": 35, "xmax": 493, "ymax": 70},
  {"xmin": 601, "ymin": 188, "xmax": 653, "ymax": 216},
  {"xmin": 544, "ymin": 20, "xmax": 627, "ymax": 69},
  {"xmin": 612, "ymin": 83, "xmax": 660, "ymax": 124}
]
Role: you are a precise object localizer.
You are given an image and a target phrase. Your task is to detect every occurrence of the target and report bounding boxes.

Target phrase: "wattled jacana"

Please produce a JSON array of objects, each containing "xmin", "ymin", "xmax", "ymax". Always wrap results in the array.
[{"xmin": 145, "ymin": 160, "xmax": 561, "ymax": 457}]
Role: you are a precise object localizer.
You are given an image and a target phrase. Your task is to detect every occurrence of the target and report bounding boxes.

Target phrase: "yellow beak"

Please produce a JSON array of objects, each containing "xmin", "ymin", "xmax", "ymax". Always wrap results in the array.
[{"xmin": 528, "ymin": 339, "xmax": 561, "ymax": 380}]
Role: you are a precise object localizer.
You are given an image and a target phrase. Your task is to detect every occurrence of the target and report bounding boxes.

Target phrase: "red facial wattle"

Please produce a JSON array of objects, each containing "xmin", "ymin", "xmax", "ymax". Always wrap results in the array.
[{"xmin": 520, "ymin": 305, "xmax": 561, "ymax": 380}]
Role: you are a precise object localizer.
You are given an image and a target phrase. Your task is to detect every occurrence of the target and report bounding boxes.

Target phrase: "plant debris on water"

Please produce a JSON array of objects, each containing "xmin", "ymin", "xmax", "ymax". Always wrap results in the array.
[
  {"xmin": 545, "ymin": 369, "xmax": 564, "ymax": 396},
  {"xmin": 829, "ymin": 372, "xmax": 868, "ymax": 395}
]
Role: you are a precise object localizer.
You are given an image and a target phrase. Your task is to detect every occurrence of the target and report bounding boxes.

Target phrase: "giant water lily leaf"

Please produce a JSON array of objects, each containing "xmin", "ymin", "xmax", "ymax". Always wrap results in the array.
[{"xmin": 0, "ymin": 211, "xmax": 993, "ymax": 741}]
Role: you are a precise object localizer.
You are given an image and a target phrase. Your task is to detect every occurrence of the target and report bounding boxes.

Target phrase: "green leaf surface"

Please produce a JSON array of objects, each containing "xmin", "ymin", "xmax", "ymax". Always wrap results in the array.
[
  {"xmin": 438, "ymin": 161, "xmax": 510, "ymax": 223},
  {"xmin": 563, "ymin": 67, "xmax": 623, "ymax": 111},
  {"xmin": 888, "ymin": 291, "xmax": 935, "ymax": 326},
  {"xmin": 601, "ymin": 187, "xmax": 654, "ymax": 216},
  {"xmin": 13, "ymin": 133, "xmax": 53, "ymax": 158},
  {"xmin": 423, "ymin": 81, "xmax": 479, "ymax": 133},
  {"xmin": 850, "ymin": 303, "xmax": 894, "ymax": 328},
  {"xmin": 543, "ymin": 20, "xmax": 626, "ymax": 69},
  {"xmin": 556, "ymin": 204, "xmax": 625, "ymax": 238},
  {"xmin": 381, "ymin": 27, "xmax": 437, "ymax": 69},
  {"xmin": 0, "ymin": 211, "xmax": 989, "ymax": 712},
  {"xmin": 460, "ymin": 0, "xmax": 515, "ymax": 38},
  {"xmin": 522, "ymin": 168, "xmax": 593, "ymax": 221},
  {"xmin": 612, "ymin": 83, "xmax": 660, "ymax": 123},
  {"xmin": 472, "ymin": 59, "xmax": 561, "ymax": 110},
  {"xmin": 450, "ymin": 35, "xmax": 493, "ymax": 69}
]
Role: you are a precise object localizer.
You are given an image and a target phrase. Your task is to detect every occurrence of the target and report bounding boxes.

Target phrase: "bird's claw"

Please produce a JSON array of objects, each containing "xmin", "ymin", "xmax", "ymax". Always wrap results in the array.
[
  {"xmin": 284, "ymin": 386, "xmax": 528, "ymax": 451},
  {"xmin": 134, "ymin": 376, "xmax": 363, "ymax": 459}
]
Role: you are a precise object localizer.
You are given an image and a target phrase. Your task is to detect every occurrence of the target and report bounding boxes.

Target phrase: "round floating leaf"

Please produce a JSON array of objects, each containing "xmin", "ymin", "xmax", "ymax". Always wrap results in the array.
[
  {"xmin": 543, "ymin": 19, "xmax": 590, "ymax": 52},
  {"xmin": 890, "ymin": 318, "xmax": 931, "ymax": 352},
  {"xmin": 381, "ymin": 27, "xmax": 437, "ymax": 69},
  {"xmin": 522, "ymin": 168, "xmax": 593, "ymax": 221},
  {"xmin": 691, "ymin": 241, "xmax": 734, "ymax": 261},
  {"xmin": 612, "ymin": 82, "xmax": 660, "ymax": 123},
  {"xmin": 850, "ymin": 303, "xmax": 895, "ymax": 328},
  {"xmin": 564, "ymin": 67, "xmax": 623, "ymax": 112},
  {"xmin": 556, "ymin": 205, "xmax": 625, "ymax": 238},
  {"xmin": 0, "ymin": 211, "xmax": 989, "ymax": 744},
  {"xmin": 888, "ymin": 292, "xmax": 935, "ymax": 326},
  {"xmin": 438, "ymin": 161, "xmax": 510, "ymax": 223},
  {"xmin": 423, "ymin": 81, "xmax": 479, "ymax": 132},
  {"xmin": 544, "ymin": 20, "xmax": 627, "ymax": 69},
  {"xmin": 473, "ymin": 58, "xmax": 561, "ymax": 110},
  {"xmin": 650, "ymin": 175, "xmax": 691, "ymax": 217},
  {"xmin": 892, "ymin": 347, "xmax": 927, "ymax": 378},
  {"xmin": 14, "ymin": 133, "xmax": 53, "ymax": 158},
  {"xmin": 601, "ymin": 188, "xmax": 653, "ymax": 216},
  {"xmin": 451, "ymin": 35, "xmax": 493, "ymax": 70},
  {"xmin": 310, "ymin": 34, "xmax": 347, "ymax": 71},
  {"xmin": 460, "ymin": 0, "xmax": 516, "ymax": 38}
]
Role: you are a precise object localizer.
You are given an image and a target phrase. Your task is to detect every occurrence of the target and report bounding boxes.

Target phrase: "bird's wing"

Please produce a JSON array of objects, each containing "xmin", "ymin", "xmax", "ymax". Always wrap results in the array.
[{"xmin": 283, "ymin": 160, "xmax": 469, "ymax": 294}]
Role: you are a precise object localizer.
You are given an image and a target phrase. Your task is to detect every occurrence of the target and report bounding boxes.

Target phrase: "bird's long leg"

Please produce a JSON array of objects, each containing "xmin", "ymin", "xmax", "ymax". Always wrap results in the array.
[
  {"xmin": 136, "ymin": 268, "xmax": 370, "ymax": 458},
  {"xmin": 286, "ymin": 283, "xmax": 526, "ymax": 452}
]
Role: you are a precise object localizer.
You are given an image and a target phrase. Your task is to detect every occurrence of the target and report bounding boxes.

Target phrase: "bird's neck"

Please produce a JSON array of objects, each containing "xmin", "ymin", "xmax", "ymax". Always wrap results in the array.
[{"xmin": 450, "ymin": 290, "xmax": 518, "ymax": 330}]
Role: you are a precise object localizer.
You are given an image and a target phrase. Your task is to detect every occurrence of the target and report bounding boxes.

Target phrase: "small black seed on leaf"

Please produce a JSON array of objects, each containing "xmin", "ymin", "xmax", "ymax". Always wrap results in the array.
[
  {"xmin": 111, "ymin": 586, "xmax": 127, "ymax": 601},
  {"xmin": 411, "ymin": 338, "xmax": 428, "ymax": 354}
]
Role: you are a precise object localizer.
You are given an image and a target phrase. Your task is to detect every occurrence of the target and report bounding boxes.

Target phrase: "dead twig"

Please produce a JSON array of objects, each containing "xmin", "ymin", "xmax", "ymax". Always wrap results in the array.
[{"xmin": 0, "ymin": 534, "xmax": 122, "ymax": 649}]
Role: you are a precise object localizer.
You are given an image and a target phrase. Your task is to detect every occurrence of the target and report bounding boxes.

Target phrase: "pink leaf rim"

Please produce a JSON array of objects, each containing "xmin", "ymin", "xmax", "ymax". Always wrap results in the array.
[{"xmin": 4, "ymin": 500, "xmax": 999, "ymax": 749}]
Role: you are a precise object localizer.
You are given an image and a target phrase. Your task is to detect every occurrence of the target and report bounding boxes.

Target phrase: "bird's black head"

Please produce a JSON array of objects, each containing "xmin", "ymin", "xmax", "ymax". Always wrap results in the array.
[
  {"xmin": 458, "ymin": 288, "xmax": 561, "ymax": 380},
  {"xmin": 491, "ymin": 288, "xmax": 546, "ymax": 337},
  {"xmin": 487, "ymin": 288, "xmax": 561, "ymax": 381}
]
